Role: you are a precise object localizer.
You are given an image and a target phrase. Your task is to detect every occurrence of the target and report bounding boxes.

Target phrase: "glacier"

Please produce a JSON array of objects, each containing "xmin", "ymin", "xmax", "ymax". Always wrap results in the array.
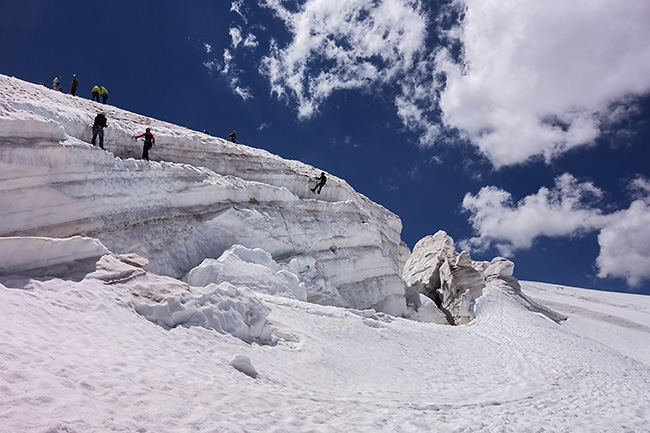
[
  {"xmin": 2, "ymin": 74, "xmax": 650, "ymax": 432},
  {"xmin": 0, "ymin": 74, "xmax": 408, "ymax": 316}
]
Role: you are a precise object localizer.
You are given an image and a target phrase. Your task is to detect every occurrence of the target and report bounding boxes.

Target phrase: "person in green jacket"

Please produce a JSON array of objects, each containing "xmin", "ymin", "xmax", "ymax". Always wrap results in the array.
[{"xmin": 71, "ymin": 75, "xmax": 78, "ymax": 96}]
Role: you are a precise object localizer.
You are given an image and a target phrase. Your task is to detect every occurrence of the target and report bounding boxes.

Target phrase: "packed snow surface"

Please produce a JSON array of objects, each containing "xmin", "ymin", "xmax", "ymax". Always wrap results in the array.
[
  {"xmin": 2, "ymin": 255, "xmax": 650, "ymax": 432},
  {"xmin": 1, "ymin": 75, "xmax": 650, "ymax": 432}
]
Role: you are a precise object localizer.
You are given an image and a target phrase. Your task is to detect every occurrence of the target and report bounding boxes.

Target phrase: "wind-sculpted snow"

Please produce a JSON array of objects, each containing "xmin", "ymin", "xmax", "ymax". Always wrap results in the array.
[
  {"xmin": 0, "ymin": 236, "xmax": 274, "ymax": 344},
  {"xmin": 0, "ymin": 74, "xmax": 406, "ymax": 315},
  {"xmin": 0, "ymin": 236, "xmax": 109, "ymax": 277}
]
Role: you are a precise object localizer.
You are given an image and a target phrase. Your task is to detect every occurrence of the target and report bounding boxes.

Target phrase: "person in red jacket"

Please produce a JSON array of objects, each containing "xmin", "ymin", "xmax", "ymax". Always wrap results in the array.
[{"xmin": 133, "ymin": 128, "xmax": 155, "ymax": 161}]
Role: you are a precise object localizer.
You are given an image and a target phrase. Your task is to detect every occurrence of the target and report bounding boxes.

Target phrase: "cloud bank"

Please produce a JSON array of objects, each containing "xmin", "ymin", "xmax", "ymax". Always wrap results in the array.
[
  {"xmin": 460, "ymin": 175, "xmax": 650, "ymax": 288},
  {"xmin": 595, "ymin": 179, "xmax": 650, "ymax": 287},
  {"xmin": 237, "ymin": 0, "xmax": 650, "ymax": 166}
]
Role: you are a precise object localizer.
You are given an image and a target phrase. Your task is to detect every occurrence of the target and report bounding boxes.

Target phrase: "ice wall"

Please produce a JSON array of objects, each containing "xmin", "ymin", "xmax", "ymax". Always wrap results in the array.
[{"xmin": 0, "ymin": 74, "xmax": 408, "ymax": 316}]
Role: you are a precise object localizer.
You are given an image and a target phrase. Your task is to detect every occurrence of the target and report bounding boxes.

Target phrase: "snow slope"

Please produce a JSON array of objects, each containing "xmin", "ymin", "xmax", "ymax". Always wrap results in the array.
[
  {"xmin": 522, "ymin": 281, "xmax": 650, "ymax": 367},
  {"xmin": 1, "ymin": 74, "xmax": 650, "ymax": 432},
  {"xmin": 1, "ymin": 251, "xmax": 649, "ymax": 432}
]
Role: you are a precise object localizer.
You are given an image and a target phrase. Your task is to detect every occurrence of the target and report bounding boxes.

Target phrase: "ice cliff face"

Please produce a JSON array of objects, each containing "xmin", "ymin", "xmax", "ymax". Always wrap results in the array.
[
  {"xmin": 0, "ymin": 74, "xmax": 408, "ymax": 316},
  {"xmin": 0, "ymin": 75, "xmax": 565, "ymax": 326}
]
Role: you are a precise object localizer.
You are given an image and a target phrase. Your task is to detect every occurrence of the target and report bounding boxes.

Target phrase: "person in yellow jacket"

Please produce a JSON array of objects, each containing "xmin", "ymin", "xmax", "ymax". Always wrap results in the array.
[
  {"xmin": 100, "ymin": 86, "xmax": 108, "ymax": 104},
  {"xmin": 91, "ymin": 85, "xmax": 100, "ymax": 102}
]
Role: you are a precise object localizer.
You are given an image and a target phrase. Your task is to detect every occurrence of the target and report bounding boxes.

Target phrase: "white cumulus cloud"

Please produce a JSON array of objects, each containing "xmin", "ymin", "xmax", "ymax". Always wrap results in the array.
[
  {"xmin": 216, "ymin": 0, "xmax": 650, "ymax": 168},
  {"xmin": 230, "ymin": 0, "xmax": 248, "ymax": 24},
  {"xmin": 243, "ymin": 34, "xmax": 258, "ymax": 48},
  {"xmin": 596, "ymin": 180, "xmax": 650, "ymax": 287},
  {"xmin": 460, "ymin": 173, "xmax": 607, "ymax": 256},
  {"xmin": 258, "ymin": 0, "xmax": 428, "ymax": 119},
  {"xmin": 435, "ymin": 0, "xmax": 650, "ymax": 167},
  {"xmin": 460, "ymin": 175, "xmax": 650, "ymax": 288},
  {"xmin": 230, "ymin": 27, "xmax": 243, "ymax": 48}
]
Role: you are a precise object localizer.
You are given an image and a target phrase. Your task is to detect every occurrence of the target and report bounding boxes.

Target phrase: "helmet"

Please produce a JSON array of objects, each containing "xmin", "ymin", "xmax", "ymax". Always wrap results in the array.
[{"xmin": 146, "ymin": 128, "xmax": 151, "ymax": 132}]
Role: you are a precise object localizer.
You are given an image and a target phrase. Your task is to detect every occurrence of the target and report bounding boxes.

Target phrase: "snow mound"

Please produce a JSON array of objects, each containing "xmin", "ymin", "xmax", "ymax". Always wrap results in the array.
[
  {"xmin": 0, "ymin": 236, "xmax": 276, "ymax": 345},
  {"xmin": 229, "ymin": 354, "xmax": 258, "ymax": 378},
  {"xmin": 135, "ymin": 283, "xmax": 273, "ymax": 344},
  {"xmin": 186, "ymin": 245, "xmax": 307, "ymax": 301}
]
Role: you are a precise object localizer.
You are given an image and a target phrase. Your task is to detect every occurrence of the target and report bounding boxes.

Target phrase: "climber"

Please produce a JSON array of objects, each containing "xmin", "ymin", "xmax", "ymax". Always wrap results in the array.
[
  {"xmin": 311, "ymin": 172, "xmax": 327, "ymax": 194},
  {"xmin": 52, "ymin": 75, "xmax": 61, "ymax": 91},
  {"xmin": 91, "ymin": 85, "xmax": 100, "ymax": 102},
  {"xmin": 100, "ymin": 86, "xmax": 109, "ymax": 104},
  {"xmin": 91, "ymin": 112, "xmax": 108, "ymax": 149},
  {"xmin": 133, "ymin": 128, "xmax": 155, "ymax": 161},
  {"xmin": 70, "ymin": 75, "xmax": 78, "ymax": 96},
  {"xmin": 229, "ymin": 130, "xmax": 238, "ymax": 143}
]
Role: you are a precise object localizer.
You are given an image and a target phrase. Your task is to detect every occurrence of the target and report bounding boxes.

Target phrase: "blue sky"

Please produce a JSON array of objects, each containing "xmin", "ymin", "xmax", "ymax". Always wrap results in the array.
[{"xmin": 2, "ymin": 0, "xmax": 650, "ymax": 294}]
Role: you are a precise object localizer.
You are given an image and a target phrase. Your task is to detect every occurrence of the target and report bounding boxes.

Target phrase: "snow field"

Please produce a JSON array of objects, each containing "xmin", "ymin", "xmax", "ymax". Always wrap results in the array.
[{"xmin": 2, "ymin": 262, "xmax": 650, "ymax": 432}]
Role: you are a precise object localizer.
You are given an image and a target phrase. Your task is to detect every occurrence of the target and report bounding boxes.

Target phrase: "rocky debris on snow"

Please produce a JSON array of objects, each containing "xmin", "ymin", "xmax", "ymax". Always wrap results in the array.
[{"xmin": 402, "ymin": 231, "xmax": 566, "ymax": 325}]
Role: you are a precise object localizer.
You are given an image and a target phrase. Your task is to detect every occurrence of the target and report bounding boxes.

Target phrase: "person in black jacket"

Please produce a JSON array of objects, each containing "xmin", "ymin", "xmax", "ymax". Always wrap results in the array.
[
  {"xmin": 311, "ymin": 172, "xmax": 327, "ymax": 194},
  {"xmin": 91, "ymin": 113, "xmax": 107, "ymax": 149},
  {"xmin": 133, "ymin": 128, "xmax": 155, "ymax": 161}
]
